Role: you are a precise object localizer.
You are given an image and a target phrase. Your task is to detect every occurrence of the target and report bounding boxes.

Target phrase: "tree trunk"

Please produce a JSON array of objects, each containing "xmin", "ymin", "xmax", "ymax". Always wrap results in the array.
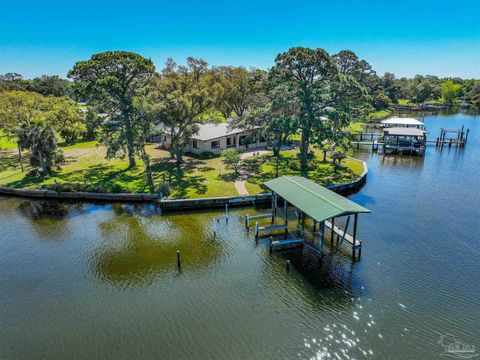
[
  {"xmin": 323, "ymin": 150, "xmax": 327, "ymax": 163},
  {"xmin": 169, "ymin": 129, "xmax": 175, "ymax": 159},
  {"xmin": 300, "ymin": 130, "xmax": 310, "ymax": 172},
  {"xmin": 38, "ymin": 151, "xmax": 47, "ymax": 176},
  {"xmin": 18, "ymin": 143, "xmax": 24, "ymax": 172},
  {"xmin": 275, "ymin": 155, "xmax": 280, "ymax": 178},
  {"xmin": 175, "ymin": 147, "xmax": 183, "ymax": 165},
  {"xmin": 127, "ymin": 140, "xmax": 136, "ymax": 168},
  {"xmin": 142, "ymin": 150, "xmax": 155, "ymax": 193}
]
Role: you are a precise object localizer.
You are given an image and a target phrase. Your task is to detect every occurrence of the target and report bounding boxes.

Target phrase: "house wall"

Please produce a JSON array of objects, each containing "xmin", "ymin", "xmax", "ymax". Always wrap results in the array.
[{"xmin": 159, "ymin": 130, "xmax": 268, "ymax": 155}]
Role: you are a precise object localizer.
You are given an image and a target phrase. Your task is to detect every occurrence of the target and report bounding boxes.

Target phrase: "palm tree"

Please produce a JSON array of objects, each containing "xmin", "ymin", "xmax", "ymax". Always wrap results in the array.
[{"xmin": 16, "ymin": 119, "xmax": 59, "ymax": 176}]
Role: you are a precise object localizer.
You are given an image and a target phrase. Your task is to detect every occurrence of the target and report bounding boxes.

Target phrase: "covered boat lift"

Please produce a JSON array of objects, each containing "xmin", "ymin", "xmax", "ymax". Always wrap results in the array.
[
  {"xmin": 380, "ymin": 117, "xmax": 425, "ymax": 128},
  {"xmin": 382, "ymin": 127, "xmax": 427, "ymax": 155},
  {"xmin": 248, "ymin": 176, "xmax": 370, "ymax": 261}
]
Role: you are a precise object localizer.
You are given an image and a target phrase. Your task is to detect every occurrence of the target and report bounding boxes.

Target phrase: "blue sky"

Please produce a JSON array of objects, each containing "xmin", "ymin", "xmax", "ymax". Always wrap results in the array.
[{"xmin": 1, "ymin": 0, "xmax": 479, "ymax": 79}]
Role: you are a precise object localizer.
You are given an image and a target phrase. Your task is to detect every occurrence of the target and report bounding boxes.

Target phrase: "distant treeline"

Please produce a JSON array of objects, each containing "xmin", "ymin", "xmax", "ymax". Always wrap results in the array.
[{"xmin": 1, "ymin": 69, "xmax": 479, "ymax": 109}]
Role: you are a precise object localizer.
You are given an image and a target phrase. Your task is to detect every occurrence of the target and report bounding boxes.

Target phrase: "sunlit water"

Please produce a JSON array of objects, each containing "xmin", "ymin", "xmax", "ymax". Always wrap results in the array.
[{"xmin": 0, "ymin": 111, "xmax": 479, "ymax": 359}]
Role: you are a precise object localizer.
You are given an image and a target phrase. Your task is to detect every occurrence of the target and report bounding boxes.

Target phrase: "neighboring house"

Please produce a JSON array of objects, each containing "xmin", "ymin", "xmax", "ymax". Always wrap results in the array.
[{"xmin": 154, "ymin": 121, "xmax": 268, "ymax": 155}]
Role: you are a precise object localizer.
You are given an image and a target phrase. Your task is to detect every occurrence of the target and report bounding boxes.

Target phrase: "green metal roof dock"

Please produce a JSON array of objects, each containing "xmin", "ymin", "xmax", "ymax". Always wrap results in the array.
[
  {"xmin": 264, "ymin": 176, "xmax": 370, "ymax": 223},
  {"xmin": 249, "ymin": 176, "xmax": 370, "ymax": 261}
]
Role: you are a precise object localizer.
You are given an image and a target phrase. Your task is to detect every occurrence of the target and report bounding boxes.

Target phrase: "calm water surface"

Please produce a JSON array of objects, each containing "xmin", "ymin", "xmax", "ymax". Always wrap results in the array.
[{"xmin": 0, "ymin": 111, "xmax": 479, "ymax": 359}]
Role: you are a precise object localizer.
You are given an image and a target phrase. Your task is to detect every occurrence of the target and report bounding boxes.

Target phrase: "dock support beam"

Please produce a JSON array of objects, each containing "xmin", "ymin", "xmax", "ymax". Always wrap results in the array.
[
  {"xmin": 352, "ymin": 213, "xmax": 358, "ymax": 261},
  {"xmin": 330, "ymin": 218, "xmax": 335, "ymax": 246}
]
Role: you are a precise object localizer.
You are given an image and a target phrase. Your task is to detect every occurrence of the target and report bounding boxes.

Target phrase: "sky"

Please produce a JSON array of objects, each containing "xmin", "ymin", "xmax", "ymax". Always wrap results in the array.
[{"xmin": 1, "ymin": 0, "xmax": 479, "ymax": 79}]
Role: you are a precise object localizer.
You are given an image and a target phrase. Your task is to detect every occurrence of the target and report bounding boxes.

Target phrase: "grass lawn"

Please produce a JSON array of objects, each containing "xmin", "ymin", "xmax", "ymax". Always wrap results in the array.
[
  {"xmin": 244, "ymin": 149, "xmax": 364, "ymax": 195},
  {"xmin": 0, "ymin": 142, "xmax": 236, "ymax": 198},
  {"xmin": 0, "ymin": 140, "xmax": 364, "ymax": 199},
  {"xmin": 0, "ymin": 131, "xmax": 17, "ymax": 150},
  {"xmin": 348, "ymin": 122, "xmax": 366, "ymax": 134},
  {"xmin": 366, "ymin": 109, "xmax": 392, "ymax": 121},
  {"xmin": 397, "ymin": 99, "xmax": 413, "ymax": 106}
]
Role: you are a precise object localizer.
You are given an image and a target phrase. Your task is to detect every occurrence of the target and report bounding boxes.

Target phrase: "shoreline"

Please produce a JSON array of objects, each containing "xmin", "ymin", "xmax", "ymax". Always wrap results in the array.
[{"xmin": 0, "ymin": 158, "xmax": 368, "ymax": 211}]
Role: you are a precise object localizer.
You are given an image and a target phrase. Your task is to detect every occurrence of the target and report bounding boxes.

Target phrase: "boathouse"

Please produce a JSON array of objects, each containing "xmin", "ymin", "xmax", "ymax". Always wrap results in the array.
[
  {"xmin": 381, "ymin": 117, "xmax": 425, "ymax": 128},
  {"xmin": 382, "ymin": 127, "xmax": 427, "ymax": 154},
  {"xmin": 248, "ymin": 176, "xmax": 370, "ymax": 261}
]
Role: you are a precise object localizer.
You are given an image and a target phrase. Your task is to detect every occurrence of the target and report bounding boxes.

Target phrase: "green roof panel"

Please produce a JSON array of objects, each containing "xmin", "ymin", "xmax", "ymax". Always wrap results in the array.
[{"xmin": 264, "ymin": 176, "xmax": 370, "ymax": 222}]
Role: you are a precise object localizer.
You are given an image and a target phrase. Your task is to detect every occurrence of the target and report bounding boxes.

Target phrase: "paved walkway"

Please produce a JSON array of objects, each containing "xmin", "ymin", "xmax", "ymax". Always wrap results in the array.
[{"xmin": 235, "ymin": 149, "xmax": 271, "ymax": 195}]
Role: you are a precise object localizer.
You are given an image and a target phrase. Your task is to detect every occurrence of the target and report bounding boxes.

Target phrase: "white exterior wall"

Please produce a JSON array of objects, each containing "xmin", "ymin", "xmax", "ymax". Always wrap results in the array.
[{"xmin": 159, "ymin": 130, "xmax": 268, "ymax": 155}]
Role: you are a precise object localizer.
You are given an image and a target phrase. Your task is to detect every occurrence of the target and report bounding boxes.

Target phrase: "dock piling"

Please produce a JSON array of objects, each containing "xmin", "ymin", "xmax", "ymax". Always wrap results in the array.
[
  {"xmin": 176, "ymin": 251, "xmax": 181, "ymax": 268},
  {"xmin": 286, "ymin": 260, "xmax": 290, "ymax": 273}
]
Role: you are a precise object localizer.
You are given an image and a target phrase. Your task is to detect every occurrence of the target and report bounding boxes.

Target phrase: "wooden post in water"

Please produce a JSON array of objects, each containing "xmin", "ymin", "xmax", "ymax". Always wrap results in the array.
[
  {"xmin": 271, "ymin": 192, "xmax": 276, "ymax": 224},
  {"xmin": 319, "ymin": 221, "xmax": 325, "ymax": 248},
  {"xmin": 330, "ymin": 218, "xmax": 335, "ymax": 246},
  {"xmin": 301, "ymin": 211, "xmax": 306, "ymax": 234},
  {"xmin": 225, "ymin": 204, "xmax": 229, "ymax": 223},
  {"xmin": 286, "ymin": 260, "xmax": 290, "ymax": 273},
  {"xmin": 177, "ymin": 251, "xmax": 181, "ymax": 268},
  {"xmin": 255, "ymin": 222, "xmax": 259, "ymax": 239},
  {"xmin": 269, "ymin": 237, "xmax": 273, "ymax": 254},
  {"xmin": 352, "ymin": 214, "xmax": 358, "ymax": 261}
]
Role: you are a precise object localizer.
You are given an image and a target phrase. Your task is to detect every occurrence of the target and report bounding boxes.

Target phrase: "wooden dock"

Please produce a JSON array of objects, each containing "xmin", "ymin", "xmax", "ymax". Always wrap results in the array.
[
  {"xmin": 269, "ymin": 238, "xmax": 304, "ymax": 252},
  {"xmin": 255, "ymin": 223, "xmax": 288, "ymax": 239},
  {"xmin": 325, "ymin": 220, "xmax": 362, "ymax": 257}
]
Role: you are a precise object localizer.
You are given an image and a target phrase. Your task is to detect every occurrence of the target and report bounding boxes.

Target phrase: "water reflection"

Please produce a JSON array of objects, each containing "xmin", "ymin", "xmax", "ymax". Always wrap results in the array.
[
  {"xmin": 90, "ymin": 210, "xmax": 227, "ymax": 288},
  {"xmin": 10, "ymin": 200, "xmax": 82, "ymax": 240}
]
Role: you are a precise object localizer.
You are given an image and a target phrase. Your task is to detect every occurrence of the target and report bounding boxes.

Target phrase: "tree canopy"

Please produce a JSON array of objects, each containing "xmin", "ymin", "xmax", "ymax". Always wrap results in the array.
[{"xmin": 68, "ymin": 51, "xmax": 155, "ymax": 168}]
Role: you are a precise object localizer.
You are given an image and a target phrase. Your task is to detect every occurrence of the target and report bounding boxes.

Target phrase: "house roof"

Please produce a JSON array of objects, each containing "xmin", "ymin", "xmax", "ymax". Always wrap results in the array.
[
  {"xmin": 383, "ymin": 127, "xmax": 427, "ymax": 137},
  {"xmin": 192, "ymin": 122, "xmax": 247, "ymax": 141},
  {"xmin": 155, "ymin": 121, "xmax": 254, "ymax": 141},
  {"xmin": 264, "ymin": 176, "xmax": 370, "ymax": 223},
  {"xmin": 381, "ymin": 117, "xmax": 424, "ymax": 126}
]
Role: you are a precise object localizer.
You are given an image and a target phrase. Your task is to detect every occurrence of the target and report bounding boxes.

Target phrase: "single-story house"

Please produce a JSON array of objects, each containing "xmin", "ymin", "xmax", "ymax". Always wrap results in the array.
[{"xmin": 155, "ymin": 122, "xmax": 268, "ymax": 155}]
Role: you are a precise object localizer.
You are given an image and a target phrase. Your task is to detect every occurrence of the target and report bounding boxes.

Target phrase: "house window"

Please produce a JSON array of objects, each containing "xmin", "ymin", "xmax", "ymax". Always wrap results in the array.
[
  {"xmin": 227, "ymin": 137, "xmax": 236, "ymax": 147},
  {"xmin": 211, "ymin": 140, "xmax": 220, "ymax": 149},
  {"xmin": 192, "ymin": 140, "xmax": 198, "ymax": 149},
  {"xmin": 239, "ymin": 136, "xmax": 247, "ymax": 145}
]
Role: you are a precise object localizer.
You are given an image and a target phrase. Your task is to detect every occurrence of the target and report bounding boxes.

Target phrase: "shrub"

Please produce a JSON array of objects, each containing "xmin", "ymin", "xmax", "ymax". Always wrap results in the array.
[
  {"xmin": 289, "ymin": 158, "xmax": 318, "ymax": 171},
  {"xmin": 199, "ymin": 151, "xmax": 216, "ymax": 159},
  {"xmin": 158, "ymin": 181, "xmax": 171, "ymax": 198}
]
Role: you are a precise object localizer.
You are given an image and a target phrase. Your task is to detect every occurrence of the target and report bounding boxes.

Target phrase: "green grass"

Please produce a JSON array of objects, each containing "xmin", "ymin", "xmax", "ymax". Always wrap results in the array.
[
  {"xmin": 0, "ymin": 143, "xmax": 238, "ymax": 198},
  {"xmin": 0, "ymin": 140, "xmax": 364, "ymax": 199},
  {"xmin": 244, "ymin": 149, "xmax": 364, "ymax": 194},
  {"xmin": 367, "ymin": 109, "xmax": 392, "ymax": 121},
  {"xmin": 0, "ymin": 131, "xmax": 17, "ymax": 149},
  {"xmin": 348, "ymin": 122, "xmax": 366, "ymax": 134},
  {"xmin": 397, "ymin": 99, "xmax": 413, "ymax": 106}
]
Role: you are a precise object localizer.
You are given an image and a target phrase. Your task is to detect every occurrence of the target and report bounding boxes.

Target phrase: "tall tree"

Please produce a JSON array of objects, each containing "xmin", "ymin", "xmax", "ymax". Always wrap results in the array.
[
  {"xmin": 213, "ymin": 66, "xmax": 266, "ymax": 118},
  {"xmin": 68, "ymin": 51, "xmax": 155, "ymax": 168},
  {"xmin": 241, "ymin": 85, "xmax": 298, "ymax": 157},
  {"xmin": 270, "ymin": 47, "xmax": 369, "ymax": 171},
  {"xmin": 441, "ymin": 80, "xmax": 462, "ymax": 103},
  {"xmin": 0, "ymin": 73, "xmax": 27, "ymax": 91},
  {"xmin": 29, "ymin": 75, "xmax": 73, "ymax": 98},
  {"xmin": 16, "ymin": 119, "xmax": 62, "ymax": 176},
  {"xmin": 382, "ymin": 72, "xmax": 400, "ymax": 103},
  {"xmin": 148, "ymin": 57, "xmax": 217, "ymax": 165},
  {"xmin": 0, "ymin": 91, "xmax": 85, "ymax": 142}
]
